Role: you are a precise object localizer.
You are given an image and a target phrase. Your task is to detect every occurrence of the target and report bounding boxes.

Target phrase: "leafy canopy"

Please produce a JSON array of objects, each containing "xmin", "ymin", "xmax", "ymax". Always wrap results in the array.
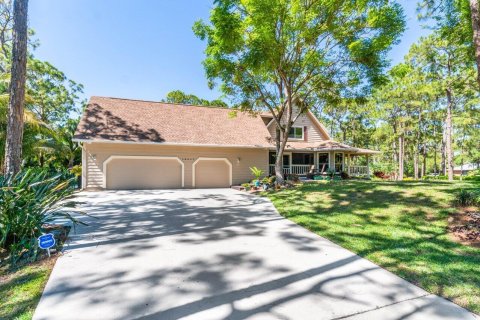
[
  {"xmin": 163, "ymin": 89, "xmax": 228, "ymax": 107},
  {"xmin": 27, "ymin": 59, "xmax": 83, "ymax": 125},
  {"xmin": 418, "ymin": 0, "xmax": 473, "ymax": 45},
  {"xmin": 193, "ymin": 0, "xmax": 405, "ymax": 112}
]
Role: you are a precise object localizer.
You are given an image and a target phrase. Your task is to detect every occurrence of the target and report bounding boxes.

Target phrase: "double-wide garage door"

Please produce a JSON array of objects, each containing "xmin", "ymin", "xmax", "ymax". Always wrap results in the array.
[
  {"xmin": 104, "ymin": 156, "xmax": 231, "ymax": 190},
  {"xmin": 105, "ymin": 157, "xmax": 184, "ymax": 190}
]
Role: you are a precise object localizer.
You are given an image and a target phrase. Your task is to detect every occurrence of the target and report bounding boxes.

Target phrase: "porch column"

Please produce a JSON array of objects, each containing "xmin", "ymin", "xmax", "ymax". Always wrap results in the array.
[
  {"xmin": 289, "ymin": 153, "xmax": 292, "ymax": 173},
  {"xmin": 347, "ymin": 154, "xmax": 351, "ymax": 175},
  {"xmin": 81, "ymin": 144, "xmax": 87, "ymax": 189},
  {"xmin": 366, "ymin": 155, "xmax": 370, "ymax": 178},
  {"xmin": 314, "ymin": 151, "xmax": 318, "ymax": 171}
]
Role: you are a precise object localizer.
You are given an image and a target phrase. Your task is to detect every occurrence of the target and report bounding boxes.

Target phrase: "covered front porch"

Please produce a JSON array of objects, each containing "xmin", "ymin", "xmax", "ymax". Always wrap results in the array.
[{"xmin": 268, "ymin": 141, "xmax": 378, "ymax": 178}]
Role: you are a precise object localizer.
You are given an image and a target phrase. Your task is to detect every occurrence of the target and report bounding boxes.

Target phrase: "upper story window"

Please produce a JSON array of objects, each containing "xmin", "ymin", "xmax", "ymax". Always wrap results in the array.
[{"xmin": 288, "ymin": 126, "xmax": 304, "ymax": 140}]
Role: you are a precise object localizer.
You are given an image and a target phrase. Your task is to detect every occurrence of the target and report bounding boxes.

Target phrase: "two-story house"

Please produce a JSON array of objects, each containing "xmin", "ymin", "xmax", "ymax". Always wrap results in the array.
[{"xmin": 74, "ymin": 96, "xmax": 378, "ymax": 189}]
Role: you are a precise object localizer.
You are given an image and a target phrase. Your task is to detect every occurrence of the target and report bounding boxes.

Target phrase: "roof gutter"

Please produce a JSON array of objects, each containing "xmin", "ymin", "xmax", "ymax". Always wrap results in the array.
[
  {"xmin": 269, "ymin": 146, "xmax": 381, "ymax": 154},
  {"xmin": 73, "ymin": 138, "xmax": 380, "ymax": 153},
  {"xmin": 72, "ymin": 138, "xmax": 271, "ymax": 149}
]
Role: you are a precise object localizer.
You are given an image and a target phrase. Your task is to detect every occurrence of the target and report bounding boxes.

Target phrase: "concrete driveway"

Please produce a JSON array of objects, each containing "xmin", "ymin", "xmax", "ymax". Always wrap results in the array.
[{"xmin": 34, "ymin": 189, "xmax": 478, "ymax": 320}]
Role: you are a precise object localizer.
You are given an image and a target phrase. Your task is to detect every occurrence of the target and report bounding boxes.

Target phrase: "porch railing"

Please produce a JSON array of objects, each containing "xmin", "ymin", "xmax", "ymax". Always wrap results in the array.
[
  {"xmin": 290, "ymin": 165, "xmax": 312, "ymax": 175},
  {"xmin": 269, "ymin": 165, "xmax": 292, "ymax": 175},
  {"xmin": 269, "ymin": 164, "xmax": 369, "ymax": 177},
  {"xmin": 348, "ymin": 166, "xmax": 368, "ymax": 176},
  {"xmin": 269, "ymin": 164, "xmax": 312, "ymax": 175}
]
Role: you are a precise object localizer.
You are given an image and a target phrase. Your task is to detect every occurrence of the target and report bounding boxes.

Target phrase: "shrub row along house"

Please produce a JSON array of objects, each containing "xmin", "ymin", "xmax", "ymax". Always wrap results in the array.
[{"xmin": 74, "ymin": 96, "xmax": 379, "ymax": 189}]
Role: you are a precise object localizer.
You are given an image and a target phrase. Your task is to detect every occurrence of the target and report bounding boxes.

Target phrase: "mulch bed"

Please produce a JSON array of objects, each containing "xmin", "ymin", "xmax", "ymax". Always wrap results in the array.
[{"xmin": 448, "ymin": 209, "xmax": 480, "ymax": 247}]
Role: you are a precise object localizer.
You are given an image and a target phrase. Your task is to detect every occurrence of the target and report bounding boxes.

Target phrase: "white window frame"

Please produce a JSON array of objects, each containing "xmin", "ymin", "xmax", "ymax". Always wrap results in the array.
[
  {"xmin": 333, "ymin": 152, "xmax": 344, "ymax": 173},
  {"xmin": 269, "ymin": 152, "xmax": 292, "ymax": 167},
  {"xmin": 317, "ymin": 152, "xmax": 329, "ymax": 171},
  {"xmin": 288, "ymin": 126, "xmax": 304, "ymax": 140}
]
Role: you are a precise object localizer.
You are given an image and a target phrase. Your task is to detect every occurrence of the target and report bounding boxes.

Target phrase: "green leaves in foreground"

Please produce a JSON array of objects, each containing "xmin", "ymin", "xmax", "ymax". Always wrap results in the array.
[{"xmin": 0, "ymin": 169, "xmax": 84, "ymax": 265}]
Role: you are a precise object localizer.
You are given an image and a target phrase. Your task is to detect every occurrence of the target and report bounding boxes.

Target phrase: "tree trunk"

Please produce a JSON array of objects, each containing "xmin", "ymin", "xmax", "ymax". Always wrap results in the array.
[
  {"xmin": 421, "ymin": 144, "xmax": 427, "ymax": 178},
  {"xmin": 433, "ymin": 123, "xmax": 438, "ymax": 174},
  {"xmin": 445, "ymin": 87, "xmax": 454, "ymax": 181},
  {"xmin": 414, "ymin": 148, "xmax": 419, "ymax": 179},
  {"xmin": 459, "ymin": 131, "xmax": 467, "ymax": 181},
  {"xmin": 392, "ymin": 122, "xmax": 398, "ymax": 168},
  {"xmin": 68, "ymin": 155, "xmax": 74, "ymax": 169},
  {"xmin": 274, "ymin": 126, "xmax": 285, "ymax": 185},
  {"xmin": 441, "ymin": 127, "xmax": 446, "ymax": 175},
  {"xmin": 398, "ymin": 129, "xmax": 404, "ymax": 181},
  {"xmin": 414, "ymin": 108, "xmax": 422, "ymax": 179},
  {"xmin": 3, "ymin": 0, "xmax": 28, "ymax": 176},
  {"xmin": 470, "ymin": 0, "xmax": 480, "ymax": 88}
]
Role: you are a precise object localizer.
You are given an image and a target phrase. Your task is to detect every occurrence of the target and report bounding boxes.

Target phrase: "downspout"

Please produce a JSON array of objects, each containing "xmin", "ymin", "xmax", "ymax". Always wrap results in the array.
[{"xmin": 81, "ymin": 142, "xmax": 87, "ymax": 190}]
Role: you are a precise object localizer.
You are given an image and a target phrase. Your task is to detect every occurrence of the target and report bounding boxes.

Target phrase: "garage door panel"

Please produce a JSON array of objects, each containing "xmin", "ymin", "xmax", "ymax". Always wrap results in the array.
[
  {"xmin": 106, "ymin": 158, "xmax": 182, "ymax": 190},
  {"xmin": 194, "ymin": 159, "xmax": 231, "ymax": 188}
]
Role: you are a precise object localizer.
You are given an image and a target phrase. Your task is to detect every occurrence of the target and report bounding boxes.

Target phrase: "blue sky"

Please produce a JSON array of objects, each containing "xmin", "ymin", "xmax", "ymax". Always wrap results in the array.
[{"xmin": 29, "ymin": 0, "xmax": 431, "ymax": 104}]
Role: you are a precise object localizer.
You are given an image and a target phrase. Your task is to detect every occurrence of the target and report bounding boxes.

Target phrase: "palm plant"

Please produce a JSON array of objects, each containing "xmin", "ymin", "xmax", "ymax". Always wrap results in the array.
[
  {"xmin": 0, "ymin": 92, "xmax": 47, "ymax": 171},
  {"xmin": 51, "ymin": 119, "xmax": 81, "ymax": 168},
  {"xmin": 250, "ymin": 166, "xmax": 264, "ymax": 181},
  {"xmin": 0, "ymin": 168, "xmax": 84, "ymax": 265},
  {"xmin": 25, "ymin": 119, "xmax": 81, "ymax": 169}
]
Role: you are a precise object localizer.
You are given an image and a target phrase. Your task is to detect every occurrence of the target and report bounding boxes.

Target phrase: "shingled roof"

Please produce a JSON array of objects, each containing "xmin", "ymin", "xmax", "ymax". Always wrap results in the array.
[{"xmin": 74, "ymin": 96, "xmax": 272, "ymax": 147}]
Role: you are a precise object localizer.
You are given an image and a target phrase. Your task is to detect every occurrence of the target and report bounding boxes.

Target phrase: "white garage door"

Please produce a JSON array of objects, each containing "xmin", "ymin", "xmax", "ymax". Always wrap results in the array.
[
  {"xmin": 194, "ymin": 158, "xmax": 232, "ymax": 188},
  {"xmin": 105, "ymin": 156, "xmax": 183, "ymax": 190}
]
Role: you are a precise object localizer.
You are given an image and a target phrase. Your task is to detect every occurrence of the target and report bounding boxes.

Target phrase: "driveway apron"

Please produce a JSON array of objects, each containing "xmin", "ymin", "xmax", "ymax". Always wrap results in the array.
[{"xmin": 33, "ymin": 189, "xmax": 478, "ymax": 320}]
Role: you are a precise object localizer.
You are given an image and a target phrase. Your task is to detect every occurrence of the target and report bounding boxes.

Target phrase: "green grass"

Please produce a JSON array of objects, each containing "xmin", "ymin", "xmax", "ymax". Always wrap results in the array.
[
  {"xmin": 266, "ymin": 180, "xmax": 480, "ymax": 314},
  {"xmin": 0, "ymin": 258, "xmax": 55, "ymax": 320}
]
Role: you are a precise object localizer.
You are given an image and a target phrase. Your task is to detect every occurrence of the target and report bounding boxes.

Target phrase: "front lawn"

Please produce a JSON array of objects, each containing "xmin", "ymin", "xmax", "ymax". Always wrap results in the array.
[
  {"xmin": 0, "ymin": 257, "xmax": 56, "ymax": 320},
  {"xmin": 266, "ymin": 180, "xmax": 480, "ymax": 314}
]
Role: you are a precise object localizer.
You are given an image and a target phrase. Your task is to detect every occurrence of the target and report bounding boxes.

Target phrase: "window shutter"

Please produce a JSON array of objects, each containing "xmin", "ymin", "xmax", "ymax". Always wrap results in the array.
[{"xmin": 304, "ymin": 126, "xmax": 308, "ymax": 141}]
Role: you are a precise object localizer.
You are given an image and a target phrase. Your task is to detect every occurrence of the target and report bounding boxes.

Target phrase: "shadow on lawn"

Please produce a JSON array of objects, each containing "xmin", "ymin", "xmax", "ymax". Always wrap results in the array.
[
  {"xmin": 268, "ymin": 180, "xmax": 480, "ymax": 313},
  {"xmin": 0, "ymin": 268, "xmax": 46, "ymax": 319},
  {"xmin": 34, "ymin": 186, "xmax": 479, "ymax": 319}
]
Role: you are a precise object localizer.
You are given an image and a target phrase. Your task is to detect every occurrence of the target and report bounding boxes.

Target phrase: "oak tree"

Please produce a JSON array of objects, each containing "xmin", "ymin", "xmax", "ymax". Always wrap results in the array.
[{"xmin": 194, "ymin": 0, "xmax": 405, "ymax": 183}]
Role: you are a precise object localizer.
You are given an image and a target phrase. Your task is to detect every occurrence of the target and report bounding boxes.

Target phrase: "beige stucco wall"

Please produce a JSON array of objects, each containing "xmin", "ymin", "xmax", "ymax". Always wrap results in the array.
[
  {"xmin": 82, "ymin": 142, "xmax": 269, "ymax": 189},
  {"xmin": 267, "ymin": 111, "xmax": 329, "ymax": 143}
]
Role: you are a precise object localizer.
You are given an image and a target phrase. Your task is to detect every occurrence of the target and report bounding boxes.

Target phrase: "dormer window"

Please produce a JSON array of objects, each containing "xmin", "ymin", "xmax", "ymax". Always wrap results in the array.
[{"xmin": 288, "ymin": 126, "xmax": 304, "ymax": 140}]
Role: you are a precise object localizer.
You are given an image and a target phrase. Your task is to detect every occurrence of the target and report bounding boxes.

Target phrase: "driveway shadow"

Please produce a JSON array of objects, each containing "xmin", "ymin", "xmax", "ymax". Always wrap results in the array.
[{"xmin": 33, "ymin": 189, "xmax": 477, "ymax": 320}]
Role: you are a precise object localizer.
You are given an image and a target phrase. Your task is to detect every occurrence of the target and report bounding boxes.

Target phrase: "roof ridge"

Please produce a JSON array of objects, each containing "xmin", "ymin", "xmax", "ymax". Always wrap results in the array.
[{"xmin": 90, "ymin": 95, "xmax": 231, "ymax": 111}]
